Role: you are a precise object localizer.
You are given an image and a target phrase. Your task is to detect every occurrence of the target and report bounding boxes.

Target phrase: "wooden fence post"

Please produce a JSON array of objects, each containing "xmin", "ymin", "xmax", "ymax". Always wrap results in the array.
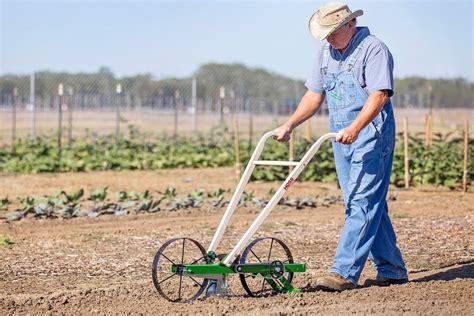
[
  {"xmin": 191, "ymin": 78, "xmax": 197, "ymax": 132},
  {"xmin": 425, "ymin": 114, "xmax": 433, "ymax": 146},
  {"xmin": 219, "ymin": 87, "xmax": 225, "ymax": 125},
  {"xmin": 30, "ymin": 73, "xmax": 36, "ymax": 139},
  {"xmin": 248, "ymin": 111, "xmax": 254, "ymax": 150},
  {"xmin": 233, "ymin": 115, "xmax": 241, "ymax": 179},
  {"xmin": 12, "ymin": 87, "xmax": 18, "ymax": 154},
  {"xmin": 425, "ymin": 114, "xmax": 429, "ymax": 145},
  {"xmin": 67, "ymin": 87, "xmax": 74, "ymax": 146},
  {"xmin": 404, "ymin": 116, "xmax": 409, "ymax": 188},
  {"xmin": 58, "ymin": 84, "xmax": 64, "ymax": 152},
  {"xmin": 115, "ymin": 84, "xmax": 122, "ymax": 147},
  {"xmin": 173, "ymin": 89, "xmax": 179, "ymax": 140},
  {"xmin": 428, "ymin": 114, "xmax": 433, "ymax": 145},
  {"xmin": 463, "ymin": 120, "xmax": 469, "ymax": 192}
]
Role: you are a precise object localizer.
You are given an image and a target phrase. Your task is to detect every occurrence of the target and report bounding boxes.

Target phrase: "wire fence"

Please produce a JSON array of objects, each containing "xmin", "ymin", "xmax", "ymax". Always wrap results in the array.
[{"xmin": 0, "ymin": 72, "xmax": 473, "ymax": 146}]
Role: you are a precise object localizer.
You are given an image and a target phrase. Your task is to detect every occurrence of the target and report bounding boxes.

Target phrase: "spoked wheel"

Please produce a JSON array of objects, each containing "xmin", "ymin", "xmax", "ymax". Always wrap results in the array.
[
  {"xmin": 152, "ymin": 237, "xmax": 210, "ymax": 302},
  {"xmin": 239, "ymin": 237, "xmax": 294, "ymax": 297}
]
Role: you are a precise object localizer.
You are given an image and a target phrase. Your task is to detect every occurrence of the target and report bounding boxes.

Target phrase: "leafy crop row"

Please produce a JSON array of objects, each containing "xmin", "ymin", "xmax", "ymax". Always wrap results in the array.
[
  {"xmin": 0, "ymin": 187, "xmax": 344, "ymax": 222},
  {"xmin": 0, "ymin": 127, "xmax": 471, "ymax": 188}
]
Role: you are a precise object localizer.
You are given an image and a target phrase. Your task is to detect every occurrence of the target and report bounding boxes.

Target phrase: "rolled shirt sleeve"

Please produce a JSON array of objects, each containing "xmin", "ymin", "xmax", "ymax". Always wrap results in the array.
[
  {"xmin": 364, "ymin": 41, "xmax": 395, "ymax": 97},
  {"xmin": 304, "ymin": 44, "xmax": 325, "ymax": 94}
]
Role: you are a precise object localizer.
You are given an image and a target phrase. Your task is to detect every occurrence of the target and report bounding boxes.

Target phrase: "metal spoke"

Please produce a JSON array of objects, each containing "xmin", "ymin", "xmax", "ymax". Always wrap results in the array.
[
  {"xmin": 178, "ymin": 275, "xmax": 183, "ymax": 301},
  {"xmin": 239, "ymin": 237, "xmax": 294, "ymax": 298},
  {"xmin": 158, "ymin": 272, "xmax": 177, "ymax": 285},
  {"xmin": 250, "ymin": 249, "xmax": 262, "ymax": 262},
  {"xmin": 160, "ymin": 253, "xmax": 177, "ymax": 266},
  {"xmin": 178, "ymin": 238, "xmax": 185, "ymax": 301},
  {"xmin": 153, "ymin": 237, "xmax": 209, "ymax": 303},
  {"xmin": 260, "ymin": 239, "xmax": 274, "ymax": 295},
  {"xmin": 189, "ymin": 255, "xmax": 206, "ymax": 265},
  {"xmin": 181, "ymin": 239, "xmax": 186, "ymax": 265},
  {"xmin": 187, "ymin": 275, "xmax": 203, "ymax": 287},
  {"xmin": 267, "ymin": 238, "xmax": 274, "ymax": 261}
]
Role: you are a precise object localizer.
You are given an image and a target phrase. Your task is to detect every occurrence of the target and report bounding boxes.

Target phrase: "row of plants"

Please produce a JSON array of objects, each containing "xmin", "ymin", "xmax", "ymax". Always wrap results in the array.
[
  {"xmin": 0, "ymin": 187, "xmax": 344, "ymax": 222},
  {"xmin": 0, "ymin": 126, "xmax": 472, "ymax": 188}
]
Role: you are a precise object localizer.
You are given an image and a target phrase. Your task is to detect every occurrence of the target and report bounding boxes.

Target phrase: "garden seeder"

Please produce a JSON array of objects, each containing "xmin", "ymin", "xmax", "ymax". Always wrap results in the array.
[{"xmin": 152, "ymin": 130, "xmax": 337, "ymax": 302}]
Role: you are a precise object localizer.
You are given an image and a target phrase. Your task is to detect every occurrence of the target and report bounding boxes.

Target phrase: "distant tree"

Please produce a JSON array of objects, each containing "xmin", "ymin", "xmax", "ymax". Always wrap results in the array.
[{"xmin": 0, "ymin": 65, "xmax": 472, "ymax": 110}]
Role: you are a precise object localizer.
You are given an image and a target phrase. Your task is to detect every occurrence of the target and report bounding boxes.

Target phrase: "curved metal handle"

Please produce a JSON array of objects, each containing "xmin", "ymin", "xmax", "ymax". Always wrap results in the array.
[
  {"xmin": 319, "ymin": 132, "xmax": 338, "ymax": 142},
  {"xmin": 208, "ymin": 129, "xmax": 338, "ymax": 255},
  {"xmin": 221, "ymin": 130, "xmax": 338, "ymax": 266},
  {"xmin": 261, "ymin": 128, "xmax": 279, "ymax": 140},
  {"xmin": 266, "ymin": 130, "xmax": 338, "ymax": 144},
  {"xmin": 264, "ymin": 129, "xmax": 338, "ymax": 143}
]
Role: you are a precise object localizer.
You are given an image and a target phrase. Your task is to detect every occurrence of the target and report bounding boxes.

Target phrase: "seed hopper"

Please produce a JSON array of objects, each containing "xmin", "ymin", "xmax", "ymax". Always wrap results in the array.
[{"xmin": 152, "ymin": 130, "xmax": 337, "ymax": 302}]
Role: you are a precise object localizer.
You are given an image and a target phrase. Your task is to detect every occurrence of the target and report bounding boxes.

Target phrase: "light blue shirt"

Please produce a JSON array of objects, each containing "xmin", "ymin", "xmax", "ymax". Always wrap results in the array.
[{"xmin": 305, "ymin": 27, "xmax": 395, "ymax": 97}]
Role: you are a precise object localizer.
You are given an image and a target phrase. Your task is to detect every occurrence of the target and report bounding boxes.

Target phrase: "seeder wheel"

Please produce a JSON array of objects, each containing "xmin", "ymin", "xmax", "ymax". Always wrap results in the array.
[
  {"xmin": 152, "ymin": 237, "xmax": 210, "ymax": 302},
  {"xmin": 239, "ymin": 237, "xmax": 294, "ymax": 297}
]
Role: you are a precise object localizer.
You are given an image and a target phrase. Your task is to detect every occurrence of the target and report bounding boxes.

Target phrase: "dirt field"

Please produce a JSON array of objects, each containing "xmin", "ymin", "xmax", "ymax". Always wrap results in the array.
[{"xmin": 0, "ymin": 168, "xmax": 473, "ymax": 314}]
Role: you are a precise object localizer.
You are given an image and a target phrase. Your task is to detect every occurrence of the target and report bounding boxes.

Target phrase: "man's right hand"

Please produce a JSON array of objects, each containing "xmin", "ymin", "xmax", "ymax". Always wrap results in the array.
[{"xmin": 272, "ymin": 123, "xmax": 292, "ymax": 142}]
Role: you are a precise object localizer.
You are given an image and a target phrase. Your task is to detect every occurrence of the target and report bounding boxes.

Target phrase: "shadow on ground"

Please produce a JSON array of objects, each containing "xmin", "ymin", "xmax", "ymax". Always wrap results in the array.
[
  {"xmin": 302, "ymin": 262, "xmax": 474, "ymax": 292},
  {"xmin": 412, "ymin": 263, "xmax": 474, "ymax": 283}
]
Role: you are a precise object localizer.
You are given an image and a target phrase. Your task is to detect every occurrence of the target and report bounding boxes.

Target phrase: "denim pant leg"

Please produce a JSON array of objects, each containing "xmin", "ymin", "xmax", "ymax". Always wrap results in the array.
[
  {"xmin": 367, "ymin": 139, "xmax": 407, "ymax": 279},
  {"xmin": 368, "ymin": 201, "xmax": 408, "ymax": 279},
  {"xmin": 330, "ymin": 133, "xmax": 390, "ymax": 284}
]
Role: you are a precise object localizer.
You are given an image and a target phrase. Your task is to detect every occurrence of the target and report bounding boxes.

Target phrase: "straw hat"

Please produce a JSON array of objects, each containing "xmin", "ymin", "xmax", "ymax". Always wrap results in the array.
[{"xmin": 308, "ymin": 2, "xmax": 363, "ymax": 40}]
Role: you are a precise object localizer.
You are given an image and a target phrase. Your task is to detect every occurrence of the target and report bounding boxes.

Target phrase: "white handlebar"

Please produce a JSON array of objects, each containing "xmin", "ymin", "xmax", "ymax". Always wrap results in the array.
[{"xmin": 208, "ymin": 130, "xmax": 338, "ymax": 260}]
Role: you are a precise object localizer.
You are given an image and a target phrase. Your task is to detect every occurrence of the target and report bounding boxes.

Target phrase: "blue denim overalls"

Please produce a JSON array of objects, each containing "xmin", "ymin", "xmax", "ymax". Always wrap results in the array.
[{"xmin": 322, "ymin": 38, "xmax": 408, "ymax": 284}]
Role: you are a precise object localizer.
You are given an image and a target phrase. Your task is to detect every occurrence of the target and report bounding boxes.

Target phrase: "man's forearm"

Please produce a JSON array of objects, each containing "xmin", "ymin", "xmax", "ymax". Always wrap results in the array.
[
  {"xmin": 350, "ymin": 90, "xmax": 389, "ymax": 133},
  {"xmin": 284, "ymin": 91, "xmax": 325, "ymax": 130}
]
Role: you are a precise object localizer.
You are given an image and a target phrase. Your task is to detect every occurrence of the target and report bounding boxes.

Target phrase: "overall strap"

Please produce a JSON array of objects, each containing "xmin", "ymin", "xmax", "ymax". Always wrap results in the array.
[
  {"xmin": 347, "ymin": 36, "xmax": 371, "ymax": 71},
  {"xmin": 321, "ymin": 43, "xmax": 330, "ymax": 75}
]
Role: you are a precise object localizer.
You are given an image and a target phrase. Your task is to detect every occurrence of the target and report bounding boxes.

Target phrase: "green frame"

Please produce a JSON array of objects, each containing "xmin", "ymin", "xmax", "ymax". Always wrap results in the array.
[
  {"xmin": 170, "ymin": 262, "xmax": 306, "ymax": 294},
  {"xmin": 171, "ymin": 262, "xmax": 306, "ymax": 274}
]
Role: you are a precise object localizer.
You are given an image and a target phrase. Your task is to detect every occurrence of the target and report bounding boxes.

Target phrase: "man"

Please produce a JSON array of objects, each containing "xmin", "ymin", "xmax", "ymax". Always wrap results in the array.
[{"xmin": 274, "ymin": 2, "xmax": 408, "ymax": 291}]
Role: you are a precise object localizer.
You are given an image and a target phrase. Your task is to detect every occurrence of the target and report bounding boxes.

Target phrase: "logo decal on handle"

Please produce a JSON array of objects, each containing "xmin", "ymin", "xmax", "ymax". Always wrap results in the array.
[{"xmin": 283, "ymin": 177, "xmax": 295, "ymax": 191}]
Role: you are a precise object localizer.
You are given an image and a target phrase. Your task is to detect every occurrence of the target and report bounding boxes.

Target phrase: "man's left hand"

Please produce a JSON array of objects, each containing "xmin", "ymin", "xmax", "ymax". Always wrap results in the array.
[{"xmin": 336, "ymin": 125, "xmax": 360, "ymax": 144}]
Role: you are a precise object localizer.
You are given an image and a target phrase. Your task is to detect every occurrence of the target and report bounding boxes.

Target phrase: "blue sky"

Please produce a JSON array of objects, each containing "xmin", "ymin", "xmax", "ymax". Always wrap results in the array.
[{"xmin": 1, "ymin": 0, "xmax": 473, "ymax": 80}]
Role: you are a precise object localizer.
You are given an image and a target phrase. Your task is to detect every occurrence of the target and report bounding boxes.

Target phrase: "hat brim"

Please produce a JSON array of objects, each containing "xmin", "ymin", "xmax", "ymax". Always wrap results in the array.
[{"xmin": 308, "ymin": 9, "xmax": 363, "ymax": 40}]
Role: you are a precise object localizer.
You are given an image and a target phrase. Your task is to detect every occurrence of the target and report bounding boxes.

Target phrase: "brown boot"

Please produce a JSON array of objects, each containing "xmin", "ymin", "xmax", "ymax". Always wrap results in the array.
[
  {"xmin": 363, "ymin": 275, "xmax": 409, "ymax": 287},
  {"xmin": 315, "ymin": 272, "xmax": 356, "ymax": 291}
]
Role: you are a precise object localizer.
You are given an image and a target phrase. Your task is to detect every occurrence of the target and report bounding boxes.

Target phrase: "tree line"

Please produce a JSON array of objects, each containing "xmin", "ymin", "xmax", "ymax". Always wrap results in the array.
[{"xmin": 0, "ymin": 64, "xmax": 472, "ymax": 109}]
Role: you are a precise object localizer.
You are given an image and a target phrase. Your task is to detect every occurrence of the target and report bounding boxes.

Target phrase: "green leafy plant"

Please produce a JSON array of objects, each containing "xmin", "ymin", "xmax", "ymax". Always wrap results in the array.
[
  {"xmin": 0, "ymin": 197, "xmax": 11, "ymax": 211},
  {"xmin": 88, "ymin": 187, "xmax": 108, "ymax": 202},
  {"xmin": 1, "ymin": 129, "xmax": 471, "ymax": 188},
  {"xmin": 0, "ymin": 234, "xmax": 13, "ymax": 246},
  {"xmin": 162, "ymin": 186, "xmax": 177, "ymax": 199},
  {"xmin": 208, "ymin": 188, "xmax": 227, "ymax": 207}
]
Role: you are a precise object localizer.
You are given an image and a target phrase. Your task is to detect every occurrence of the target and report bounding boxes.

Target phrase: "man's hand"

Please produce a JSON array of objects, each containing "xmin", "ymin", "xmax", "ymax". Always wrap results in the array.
[
  {"xmin": 336, "ymin": 125, "xmax": 360, "ymax": 144},
  {"xmin": 273, "ymin": 123, "xmax": 292, "ymax": 142},
  {"xmin": 336, "ymin": 89, "xmax": 389, "ymax": 144}
]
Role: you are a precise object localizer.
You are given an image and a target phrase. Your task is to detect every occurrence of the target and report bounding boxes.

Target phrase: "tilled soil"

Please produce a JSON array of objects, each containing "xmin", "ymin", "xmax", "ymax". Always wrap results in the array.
[{"xmin": 0, "ymin": 169, "xmax": 473, "ymax": 314}]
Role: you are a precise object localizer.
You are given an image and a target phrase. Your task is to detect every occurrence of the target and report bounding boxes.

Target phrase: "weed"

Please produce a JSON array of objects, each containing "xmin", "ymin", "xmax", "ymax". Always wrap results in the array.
[{"xmin": 0, "ymin": 234, "xmax": 13, "ymax": 246}]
